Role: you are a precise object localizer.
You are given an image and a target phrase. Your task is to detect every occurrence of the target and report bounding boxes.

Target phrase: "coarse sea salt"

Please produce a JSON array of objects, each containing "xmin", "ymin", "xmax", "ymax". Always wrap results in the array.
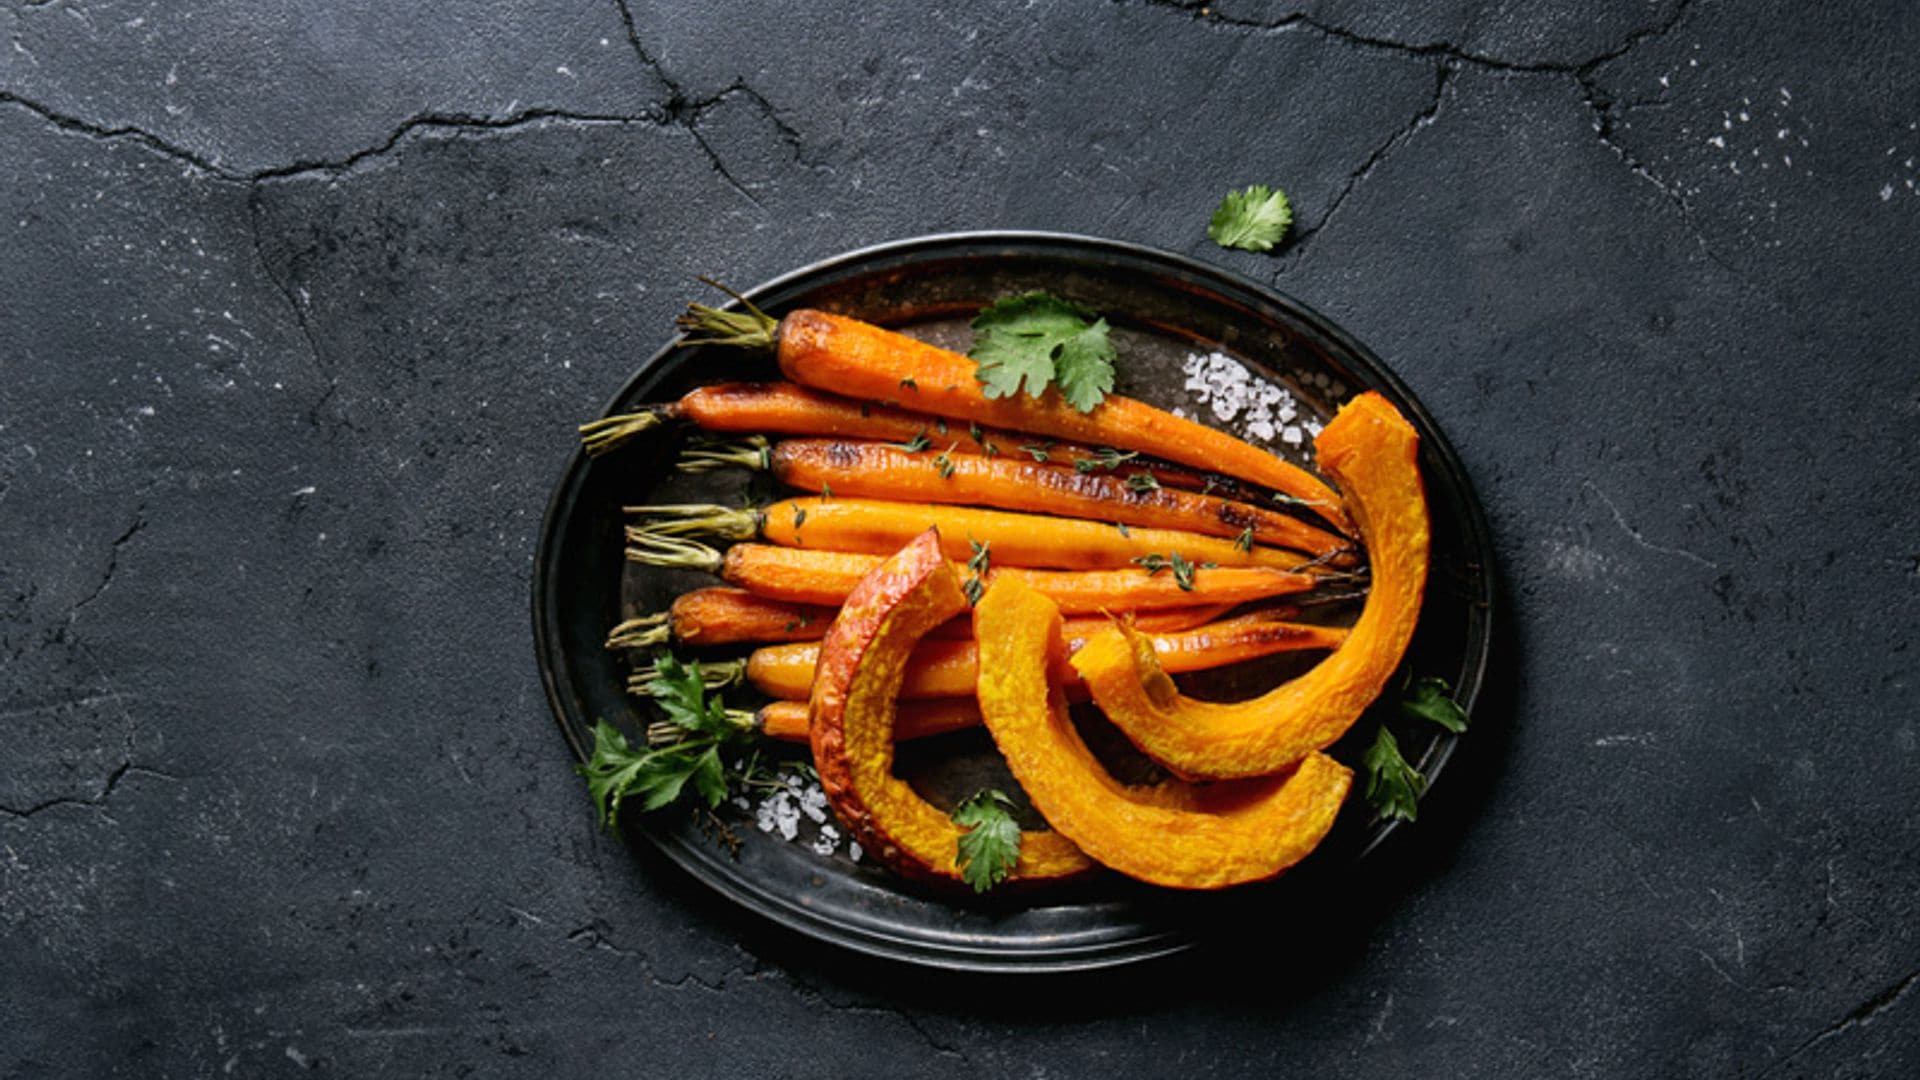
[
  {"xmin": 749, "ymin": 768, "xmax": 851, "ymax": 857},
  {"xmin": 1178, "ymin": 351, "xmax": 1327, "ymax": 449}
]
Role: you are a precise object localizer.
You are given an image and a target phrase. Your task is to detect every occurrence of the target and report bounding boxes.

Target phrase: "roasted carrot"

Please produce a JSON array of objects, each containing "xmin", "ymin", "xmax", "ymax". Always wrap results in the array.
[
  {"xmin": 604, "ymin": 588, "xmax": 837, "ymax": 649},
  {"xmin": 626, "ymin": 542, "xmax": 1322, "ymax": 611},
  {"xmin": 669, "ymin": 303, "xmax": 1349, "ymax": 532},
  {"xmin": 773, "ymin": 311, "xmax": 1349, "ymax": 531},
  {"xmin": 586, "ymin": 379, "xmax": 1260, "ymax": 498},
  {"xmin": 613, "ymin": 588, "xmax": 1238, "ymax": 650},
  {"xmin": 755, "ymin": 699, "xmax": 983, "ymax": 743},
  {"xmin": 745, "ymin": 614, "xmax": 1350, "ymax": 701},
  {"xmin": 627, "ymin": 498, "xmax": 1317, "ymax": 571},
  {"xmin": 746, "ymin": 439, "xmax": 1349, "ymax": 558}
]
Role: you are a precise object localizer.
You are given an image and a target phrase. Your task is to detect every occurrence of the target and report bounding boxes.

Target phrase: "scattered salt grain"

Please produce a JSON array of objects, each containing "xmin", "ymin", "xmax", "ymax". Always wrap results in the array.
[
  {"xmin": 754, "ymin": 787, "xmax": 801, "ymax": 841},
  {"xmin": 798, "ymin": 784, "xmax": 829, "ymax": 824},
  {"xmin": 810, "ymin": 824, "xmax": 840, "ymax": 856},
  {"xmin": 848, "ymin": 841, "xmax": 863, "ymax": 863}
]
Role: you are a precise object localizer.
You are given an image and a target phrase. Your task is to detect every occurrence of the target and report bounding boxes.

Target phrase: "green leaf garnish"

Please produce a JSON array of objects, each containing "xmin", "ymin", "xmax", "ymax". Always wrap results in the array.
[
  {"xmin": 1208, "ymin": 184, "xmax": 1294, "ymax": 253},
  {"xmin": 1400, "ymin": 676, "xmax": 1468, "ymax": 733},
  {"xmin": 952, "ymin": 788, "xmax": 1022, "ymax": 893},
  {"xmin": 1362, "ymin": 725, "xmax": 1424, "ymax": 822},
  {"xmin": 578, "ymin": 651, "xmax": 757, "ymax": 828},
  {"xmin": 968, "ymin": 292, "xmax": 1117, "ymax": 413}
]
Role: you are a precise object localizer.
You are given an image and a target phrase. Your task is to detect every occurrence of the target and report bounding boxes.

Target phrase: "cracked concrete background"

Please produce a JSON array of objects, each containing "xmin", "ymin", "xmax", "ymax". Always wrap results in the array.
[{"xmin": 2, "ymin": 0, "xmax": 1916, "ymax": 1075}]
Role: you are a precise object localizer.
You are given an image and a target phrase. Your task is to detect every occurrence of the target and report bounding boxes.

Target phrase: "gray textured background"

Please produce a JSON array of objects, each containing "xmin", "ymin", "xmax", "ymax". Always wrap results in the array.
[{"xmin": 3, "ymin": 1, "xmax": 1917, "ymax": 1076}]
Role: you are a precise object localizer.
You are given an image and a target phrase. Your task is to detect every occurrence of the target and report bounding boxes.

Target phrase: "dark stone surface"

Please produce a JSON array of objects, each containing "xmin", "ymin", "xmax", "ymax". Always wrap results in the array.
[{"xmin": 3, "ymin": 0, "xmax": 1916, "ymax": 1075}]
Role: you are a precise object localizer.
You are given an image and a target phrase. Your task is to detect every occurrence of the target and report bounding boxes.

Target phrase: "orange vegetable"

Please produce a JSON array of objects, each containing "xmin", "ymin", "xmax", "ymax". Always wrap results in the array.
[
  {"xmin": 1072, "ymin": 391, "xmax": 1430, "ymax": 779},
  {"xmin": 757, "ymin": 698, "xmax": 981, "ymax": 743},
  {"xmin": 754, "ymin": 498, "xmax": 1314, "ymax": 570},
  {"xmin": 604, "ymin": 588, "xmax": 837, "ymax": 649},
  {"xmin": 613, "ymin": 586, "xmax": 1230, "ymax": 651},
  {"xmin": 749, "ymin": 611, "xmax": 1348, "ymax": 701},
  {"xmin": 707, "ymin": 544, "xmax": 1316, "ymax": 612},
  {"xmin": 806, "ymin": 529, "xmax": 1088, "ymax": 884},
  {"xmin": 765, "ymin": 439, "xmax": 1351, "ymax": 558},
  {"xmin": 972, "ymin": 577, "xmax": 1352, "ymax": 889},
  {"xmin": 774, "ymin": 309, "xmax": 1350, "ymax": 533}
]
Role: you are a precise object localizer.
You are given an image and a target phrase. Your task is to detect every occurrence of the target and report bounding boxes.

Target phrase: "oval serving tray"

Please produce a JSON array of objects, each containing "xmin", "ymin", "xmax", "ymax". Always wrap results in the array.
[{"xmin": 532, "ymin": 232, "xmax": 1495, "ymax": 973}]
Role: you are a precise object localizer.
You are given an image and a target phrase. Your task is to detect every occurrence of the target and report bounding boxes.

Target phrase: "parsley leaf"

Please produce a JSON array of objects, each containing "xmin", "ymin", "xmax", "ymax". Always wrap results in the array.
[
  {"xmin": 578, "ymin": 652, "xmax": 756, "ymax": 829},
  {"xmin": 968, "ymin": 292, "xmax": 1117, "ymax": 413},
  {"xmin": 1400, "ymin": 676, "xmax": 1468, "ymax": 734},
  {"xmin": 1362, "ymin": 725, "xmax": 1424, "ymax": 822},
  {"xmin": 952, "ymin": 789, "xmax": 1022, "ymax": 893},
  {"xmin": 1208, "ymin": 184, "xmax": 1294, "ymax": 253}
]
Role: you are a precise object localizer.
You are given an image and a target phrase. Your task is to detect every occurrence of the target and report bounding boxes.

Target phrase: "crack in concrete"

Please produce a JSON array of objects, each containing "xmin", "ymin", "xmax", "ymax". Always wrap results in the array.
[
  {"xmin": 68, "ymin": 508, "xmax": 145, "ymax": 616},
  {"xmin": 245, "ymin": 184, "xmax": 329, "ymax": 378},
  {"xmin": 1758, "ymin": 967, "xmax": 1920, "ymax": 1077},
  {"xmin": 1134, "ymin": 0, "xmax": 1692, "ymax": 75},
  {"xmin": 1287, "ymin": 62, "xmax": 1453, "ymax": 264},
  {"xmin": 0, "ymin": 91, "xmax": 228, "ymax": 174},
  {"xmin": 611, "ymin": 1, "xmax": 818, "ymax": 200},
  {"xmin": 1136, "ymin": 0, "xmax": 1734, "ymax": 275},
  {"xmin": 0, "ymin": 761, "xmax": 178, "ymax": 819},
  {"xmin": 1585, "ymin": 480, "xmax": 1718, "ymax": 569}
]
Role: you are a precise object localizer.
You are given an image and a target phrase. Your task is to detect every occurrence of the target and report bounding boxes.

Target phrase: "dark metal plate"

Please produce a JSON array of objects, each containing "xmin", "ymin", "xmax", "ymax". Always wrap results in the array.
[{"xmin": 531, "ymin": 232, "xmax": 1496, "ymax": 973}]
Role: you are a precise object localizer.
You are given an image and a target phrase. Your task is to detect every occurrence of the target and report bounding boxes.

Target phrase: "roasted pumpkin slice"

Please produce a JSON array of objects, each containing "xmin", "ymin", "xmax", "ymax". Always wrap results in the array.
[
  {"xmin": 974, "ymin": 577, "xmax": 1352, "ymax": 889},
  {"xmin": 1071, "ymin": 391, "xmax": 1431, "ymax": 780},
  {"xmin": 808, "ymin": 528, "xmax": 1089, "ymax": 885}
]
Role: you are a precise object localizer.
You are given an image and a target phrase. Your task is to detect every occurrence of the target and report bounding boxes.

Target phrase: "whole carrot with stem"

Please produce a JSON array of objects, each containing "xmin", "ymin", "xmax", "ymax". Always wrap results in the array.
[
  {"xmin": 606, "ymin": 586, "xmax": 1238, "ymax": 650},
  {"xmin": 692, "ymin": 438, "xmax": 1350, "ymax": 559},
  {"xmin": 625, "ymin": 541, "xmax": 1331, "ymax": 612},
  {"xmin": 581, "ymin": 380, "xmax": 1262, "ymax": 501},
  {"xmin": 672, "ymin": 295, "xmax": 1350, "ymax": 532},
  {"xmin": 626, "ymin": 497, "xmax": 1320, "ymax": 571},
  {"xmin": 734, "ymin": 613, "xmax": 1351, "ymax": 701}
]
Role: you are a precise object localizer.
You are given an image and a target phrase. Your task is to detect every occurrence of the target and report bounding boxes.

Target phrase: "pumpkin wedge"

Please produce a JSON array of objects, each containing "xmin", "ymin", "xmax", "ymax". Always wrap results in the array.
[
  {"xmin": 973, "ymin": 577, "xmax": 1352, "ymax": 889},
  {"xmin": 808, "ymin": 528, "xmax": 1089, "ymax": 885},
  {"xmin": 1071, "ymin": 391, "xmax": 1430, "ymax": 779}
]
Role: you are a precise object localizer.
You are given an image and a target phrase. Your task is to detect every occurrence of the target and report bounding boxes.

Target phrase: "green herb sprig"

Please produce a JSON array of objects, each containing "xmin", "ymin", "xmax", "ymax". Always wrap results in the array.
[
  {"xmin": 968, "ymin": 293, "xmax": 1117, "ymax": 413},
  {"xmin": 953, "ymin": 789, "xmax": 1022, "ymax": 893}
]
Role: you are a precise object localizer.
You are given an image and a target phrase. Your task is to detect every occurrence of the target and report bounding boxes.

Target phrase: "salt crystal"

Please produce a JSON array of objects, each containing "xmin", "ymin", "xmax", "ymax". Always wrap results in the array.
[
  {"xmin": 809, "ymin": 832, "xmax": 837, "ymax": 856},
  {"xmin": 848, "ymin": 841, "xmax": 863, "ymax": 862},
  {"xmin": 1281, "ymin": 426, "xmax": 1304, "ymax": 447},
  {"xmin": 1882, "ymin": 184, "xmax": 1895, "ymax": 201},
  {"xmin": 799, "ymin": 786, "xmax": 828, "ymax": 823}
]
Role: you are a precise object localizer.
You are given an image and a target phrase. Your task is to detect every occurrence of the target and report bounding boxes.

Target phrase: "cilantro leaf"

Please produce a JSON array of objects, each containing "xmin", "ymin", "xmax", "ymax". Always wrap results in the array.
[
  {"xmin": 968, "ymin": 293, "xmax": 1117, "ymax": 413},
  {"xmin": 1053, "ymin": 318, "xmax": 1117, "ymax": 412},
  {"xmin": 952, "ymin": 789, "xmax": 1022, "ymax": 893},
  {"xmin": 1400, "ymin": 676, "xmax": 1469, "ymax": 734},
  {"xmin": 1208, "ymin": 185, "xmax": 1294, "ymax": 253},
  {"xmin": 1362, "ymin": 725, "xmax": 1424, "ymax": 823}
]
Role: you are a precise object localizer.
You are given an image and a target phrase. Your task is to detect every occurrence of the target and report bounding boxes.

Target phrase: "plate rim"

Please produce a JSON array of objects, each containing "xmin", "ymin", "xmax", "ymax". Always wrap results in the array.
[{"xmin": 531, "ymin": 229, "xmax": 1498, "ymax": 973}]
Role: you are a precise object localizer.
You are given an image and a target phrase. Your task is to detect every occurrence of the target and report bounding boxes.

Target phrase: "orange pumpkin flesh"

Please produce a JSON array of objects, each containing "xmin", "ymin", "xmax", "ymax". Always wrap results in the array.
[
  {"xmin": 807, "ymin": 528, "xmax": 1089, "ymax": 885},
  {"xmin": 1071, "ymin": 391, "xmax": 1431, "ymax": 780},
  {"xmin": 973, "ymin": 577, "xmax": 1352, "ymax": 889}
]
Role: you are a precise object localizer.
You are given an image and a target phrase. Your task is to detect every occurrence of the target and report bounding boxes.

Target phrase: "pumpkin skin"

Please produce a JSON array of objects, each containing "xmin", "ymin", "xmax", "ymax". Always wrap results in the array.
[
  {"xmin": 1071, "ymin": 391, "xmax": 1431, "ymax": 780},
  {"xmin": 973, "ymin": 577, "xmax": 1352, "ymax": 889},
  {"xmin": 807, "ymin": 528, "xmax": 1090, "ymax": 885}
]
